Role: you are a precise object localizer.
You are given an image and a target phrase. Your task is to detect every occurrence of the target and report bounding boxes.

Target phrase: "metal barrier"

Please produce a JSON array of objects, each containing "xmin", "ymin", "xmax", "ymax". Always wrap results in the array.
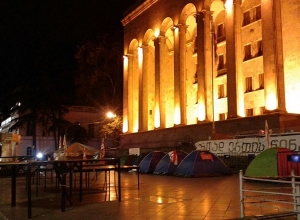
[
  {"xmin": 217, "ymin": 152, "xmax": 255, "ymax": 173},
  {"xmin": 239, "ymin": 170, "xmax": 300, "ymax": 219}
]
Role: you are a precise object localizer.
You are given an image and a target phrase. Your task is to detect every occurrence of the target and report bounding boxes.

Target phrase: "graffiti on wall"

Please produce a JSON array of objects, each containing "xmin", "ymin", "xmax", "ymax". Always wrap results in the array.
[{"xmin": 195, "ymin": 134, "xmax": 300, "ymax": 154}]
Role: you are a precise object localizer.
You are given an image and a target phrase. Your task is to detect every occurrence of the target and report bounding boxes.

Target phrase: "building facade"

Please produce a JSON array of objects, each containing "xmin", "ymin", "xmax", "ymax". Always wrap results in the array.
[
  {"xmin": 121, "ymin": 0, "xmax": 300, "ymax": 149},
  {"xmin": 0, "ymin": 106, "xmax": 103, "ymax": 156}
]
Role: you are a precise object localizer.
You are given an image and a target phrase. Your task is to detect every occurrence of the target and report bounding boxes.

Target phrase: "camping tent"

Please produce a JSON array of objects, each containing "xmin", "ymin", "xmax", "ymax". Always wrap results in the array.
[
  {"xmin": 120, "ymin": 154, "xmax": 138, "ymax": 166},
  {"xmin": 245, "ymin": 147, "xmax": 300, "ymax": 178},
  {"xmin": 64, "ymin": 142, "xmax": 99, "ymax": 158},
  {"xmin": 154, "ymin": 150, "xmax": 188, "ymax": 175},
  {"xmin": 139, "ymin": 151, "xmax": 165, "ymax": 173},
  {"xmin": 133, "ymin": 153, "xmax": 147, "ymax": 166},
  {"xmin": 174, "ymin": 150, "xmax": 231, "ymax": 177}
]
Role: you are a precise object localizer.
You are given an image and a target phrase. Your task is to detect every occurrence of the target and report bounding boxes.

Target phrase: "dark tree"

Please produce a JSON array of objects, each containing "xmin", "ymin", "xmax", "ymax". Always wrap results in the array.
[{"xmin": 74, "ymin": 33, "xmax": 123, "ymax": 108}]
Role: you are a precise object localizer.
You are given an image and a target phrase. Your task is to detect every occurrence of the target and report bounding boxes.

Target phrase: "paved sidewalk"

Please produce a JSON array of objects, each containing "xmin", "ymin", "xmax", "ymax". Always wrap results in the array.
[{"xmin": 0, "ymin": 172, "xmax": 297, "ymax": 220}]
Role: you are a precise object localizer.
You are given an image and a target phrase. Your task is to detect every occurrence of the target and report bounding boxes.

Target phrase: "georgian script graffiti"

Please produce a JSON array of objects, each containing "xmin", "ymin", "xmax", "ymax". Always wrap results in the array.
[{"xmin": 195, "ymin": 134, "xmax": 300, "ymax": 154}]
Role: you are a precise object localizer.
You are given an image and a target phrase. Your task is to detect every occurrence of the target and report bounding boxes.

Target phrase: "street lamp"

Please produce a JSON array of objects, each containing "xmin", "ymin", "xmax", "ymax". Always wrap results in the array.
[{"xmin": 106, "ymin": 111, "xmax": 116, "ymax": 119}]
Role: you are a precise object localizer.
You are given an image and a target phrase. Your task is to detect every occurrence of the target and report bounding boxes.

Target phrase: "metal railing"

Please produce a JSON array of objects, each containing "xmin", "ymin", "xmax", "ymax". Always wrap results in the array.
[
  {"xmin": 239, "ymin": 170, "xmax": 300, "ymax": 219},
  {"xmin": 217, "ymin": 152, "xmax": 255, "ymax": 173}
]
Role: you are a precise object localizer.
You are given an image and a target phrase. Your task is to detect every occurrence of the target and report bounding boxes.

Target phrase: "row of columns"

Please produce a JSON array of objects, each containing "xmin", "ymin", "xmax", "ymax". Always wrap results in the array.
[{"xmin": 123, "ymin": 0, "xmax": 286, "ymax": 134}]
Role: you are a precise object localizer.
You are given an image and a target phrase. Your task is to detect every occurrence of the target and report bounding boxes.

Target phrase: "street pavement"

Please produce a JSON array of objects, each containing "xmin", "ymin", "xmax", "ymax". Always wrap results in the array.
[{"xmin": 0, "ymin": 170, "xmax": 297, "ymax": 220}]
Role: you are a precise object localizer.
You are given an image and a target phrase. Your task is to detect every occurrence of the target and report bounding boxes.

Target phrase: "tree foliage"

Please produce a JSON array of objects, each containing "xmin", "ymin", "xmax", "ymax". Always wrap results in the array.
[
  {"xmin": 100, "ymin": 115, "xmax": 123, "ymax": 138},
  {"xmin": 74, "ymin": 33, "xmax": 123, "ymax": 108}
]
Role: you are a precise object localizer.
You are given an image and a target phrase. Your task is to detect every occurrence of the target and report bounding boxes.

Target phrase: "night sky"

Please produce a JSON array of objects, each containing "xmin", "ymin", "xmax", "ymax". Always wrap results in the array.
[{"xmin": 0, "ymin": 0, "xmax": 137, "ymax": 107}]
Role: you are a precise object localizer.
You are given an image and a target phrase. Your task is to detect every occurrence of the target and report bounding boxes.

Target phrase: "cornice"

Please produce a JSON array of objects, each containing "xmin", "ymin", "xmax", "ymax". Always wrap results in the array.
[{"xmin": 121, "ymin": 0, "xmax": 159, "ymax": 26}]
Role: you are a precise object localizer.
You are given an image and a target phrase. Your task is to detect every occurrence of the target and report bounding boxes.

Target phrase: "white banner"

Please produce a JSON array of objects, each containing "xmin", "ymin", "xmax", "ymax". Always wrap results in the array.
[{"xmin": 195, "ymin": 133, "xmax": 300, "ymax": 154}]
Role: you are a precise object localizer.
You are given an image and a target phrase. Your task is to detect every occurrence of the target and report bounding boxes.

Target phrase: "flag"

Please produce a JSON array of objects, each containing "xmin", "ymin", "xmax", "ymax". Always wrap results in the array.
[
  {"xmin": 63, "ymin": 135, "xmax": 67, "ymax": 149},
  {"xmin": 168, "ymin": 150, "xmax": 178, "ymax": 165},
  {"xmin": 200, "ymin": 152, "xmax": 214, "ymax": 161},
  {"xmin": 265, "ymin": 120, "xmax": 271, "ymax": 148}
]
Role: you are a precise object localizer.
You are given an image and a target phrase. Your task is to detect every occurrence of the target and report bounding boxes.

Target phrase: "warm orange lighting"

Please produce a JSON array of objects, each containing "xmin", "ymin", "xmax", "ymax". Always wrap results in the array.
[
  {"xmin": 174, "ymin": 106, "xmax": 181, "ymax": 125},
  {"xmin": 123, "ymin": 55, "xmax": 128, "ymax": 67},
  {"xmin": 157, "ymin": 197, "xmax": 163, "ymax": 204},
  {"xmin": 266, "ymin": 93, "xmax": 277, "ymax": 110},
  {"xmin": 154, "ymin": 105, "xmax": 160, "ymax": 128},
  {"xmin": 224, "ymin": 0, "xmax": 233, "ymax": 10},
  {"xmin": 286, "ymin": 90, "xmax": 300, "ymax": 113},
  {"xmin": 197, "ymin": 102, "xmax": 206, "ymax": 121},
  {"xmin": 107, "ymin": 111, "xmax": 116, "ymax": 118},
  {"xmin": 138, "ymin": 47, "xmax": 143, "ymax": 63},
  {"xmin": 133, "ymin": 121, "xmax": 139, "ymax": 133},
  {"xmin": 154, "ymin": 29, "xmax": 160, "ymax": 38},
  {"xmin": 123, "ymin": 116, "xmax": 128, "ymax": 133}
]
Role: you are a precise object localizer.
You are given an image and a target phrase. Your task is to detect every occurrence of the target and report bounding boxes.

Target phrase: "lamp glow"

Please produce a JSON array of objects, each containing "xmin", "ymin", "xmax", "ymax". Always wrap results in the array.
[{"xmin": 107, "ymin": 112, "xmax": 116, "ymax": 118}]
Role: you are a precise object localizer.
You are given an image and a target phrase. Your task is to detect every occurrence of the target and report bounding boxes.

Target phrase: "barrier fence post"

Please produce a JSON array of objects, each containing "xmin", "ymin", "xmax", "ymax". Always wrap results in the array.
[
  {"xmin": 296, "ymin": 185, "xmax": 300, "ymax": 220},
  {"xmin": 239, "ymin": 170, "xmax": 244, "ymax": 218},
  {"xmin": 292, "ymin": 170, "xmax": 296, "ymax": 212}
]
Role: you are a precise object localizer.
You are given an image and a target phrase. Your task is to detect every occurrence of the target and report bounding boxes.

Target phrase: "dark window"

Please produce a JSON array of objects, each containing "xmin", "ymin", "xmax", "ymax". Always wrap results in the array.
[
  {"xmin": 255, "ymin": 5, "xmax": 261, "ymax": 20},
  {"xmin": 218, "ymin": 84, "xmax": 225, "ymax": 98},
  {"xmin": 245, "ymin": 76, "xmax": 253, "ymax": 92},
  {"xmin": 243, "ymin": 5, "xmax": 261, "ymax": 26},
  {"xmin": 259, "ymin": 73, "xmax": 264, "ymax": 89},
  {"xmin": 259, "ymin": 106, "xmax": 265, "ymax": 115},
  {"xmin": 217, "ymin": 23, "xmax": 225, "ymax": 43},
  {"xmin": 243, "ymin": 11, "xmax": 251, "ymax": 26},
  {"xmin": 217, "ymin": 54, "xmax": 225, "ymax": 70},
  {"xmin": 219, "ymin": 113, "xmax": 226, "ymax": 121},
  {"xmin": 256, "ymin": 40, "xmax": 263, "ymax": 57},
  {"xmin": 246, "ymin": 108, "xmax": 254, "ymax": 117},
  {"xmin": 244, "ymin": 44, "xmax": 252, "ymax": 61}
]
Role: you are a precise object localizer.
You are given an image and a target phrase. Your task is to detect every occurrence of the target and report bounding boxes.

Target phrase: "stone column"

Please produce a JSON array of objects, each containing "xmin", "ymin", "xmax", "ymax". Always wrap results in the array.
[
  {"xmin": 173, "ymin": 26, "xmax": 181, "ymax": 125},
  {"xmin": 173, "ymin": 24, "xmax": 187, "ymax": 125},
  {"xmin": 127, "ymin": 53, "xmax": 138, "ymax": 133},
  {"xmin": 140, "ymin": 45, "xmax": 149, "ymax": 131},
  {"xmin": 225, "ymin": 0, "xmax": 243, "ymax": 119},
  {"xmin": 196, "ymin": 11, "xmax": 211, "ymax": 122},
  {"xmin": 138, "ymin": 46, "xmax": 144, "ymax": 132},
  {"xmin": 179, "ymin": 25, "xmax": 187, "ymax": 125},
  {"xmin": 262, "ymin": 0, "xmax": 285, "ymax": 112},
  {"xmin": 123, "ymin": 55, "xmax": 129, "ymax": 133},
  {"xmin": 153, "ymin": 37, "xmax": 163, "ymax": 128}
]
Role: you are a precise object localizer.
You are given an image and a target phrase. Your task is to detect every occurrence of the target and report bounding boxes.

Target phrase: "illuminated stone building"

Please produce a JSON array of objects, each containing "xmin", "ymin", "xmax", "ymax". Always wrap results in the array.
[{"xmin": 120, "ymin": 0, "xmax": 300, "ymax": 149}]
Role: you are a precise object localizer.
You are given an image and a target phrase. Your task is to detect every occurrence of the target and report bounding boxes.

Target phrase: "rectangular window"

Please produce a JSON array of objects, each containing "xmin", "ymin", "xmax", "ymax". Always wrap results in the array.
[
  {"xmin": 246, "ymin": 108, "xmax": 254, "ymax": 117},
  {"xmin": 245, "ymin": 76, "xmax": 253, "ymax": 92},
  {"xmin": 255, "ymin": 5, "xmax": 261, "ymax": 20},
  {"xmin": 219, "ymin": 113, "xmax": 226, "ymax": 121},
  {"xmin": 259, "ymin": 106, "xmax": 265, "ymax": 115},
  {"xmin": 243, "ymin": 5, "xmax": 261, "ymax": 26},
  {"xmin": 256, "ymin": 40, "xmax": 263, "ymax": 57},
  {"xmin": 243, "ymin": 11, "xmax": 251, "ymax": 26},
  {"xmin": 218, "ymin": 84, "xmax": 225, "ymax": 98},
  {"xmin": 258, "ymin": 73, "xmax": 264, "ymax": 89},
  {"xmin": 244, "ymin": 44, "xmax": 252, "ymax": 61},
  {"xmin": 217, "ymin": 54, "xmax": 225, "ymax": 70},
  {"xmin": 217, "ymin": 23, "xmax": 225, "ymax": 43}
]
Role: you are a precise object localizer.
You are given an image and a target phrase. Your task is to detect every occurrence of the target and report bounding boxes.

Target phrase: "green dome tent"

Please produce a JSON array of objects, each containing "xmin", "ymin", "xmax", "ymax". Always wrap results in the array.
[{"xmin": 245, "ymin": 147, "xmax": 300, "ymax": 178}]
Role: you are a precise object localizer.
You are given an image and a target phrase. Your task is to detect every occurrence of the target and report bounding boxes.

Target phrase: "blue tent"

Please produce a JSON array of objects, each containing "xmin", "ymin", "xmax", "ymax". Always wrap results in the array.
[
  {"xmin": 139, "ymin": 151, "xmax": 165, "ymax": 173},
  {"xmin": 154, "ymin": 150, "xmax": 188, "ymax": 175},
  {"xmin": 174, "ymin": 150, "xmax": 231, "ymax": 177},
  {"xmin": 133, "ymin": 153, "xmax": 146, "ymax": 166}
]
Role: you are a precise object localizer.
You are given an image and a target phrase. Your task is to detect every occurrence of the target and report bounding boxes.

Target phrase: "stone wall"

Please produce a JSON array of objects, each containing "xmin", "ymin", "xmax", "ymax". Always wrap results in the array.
[{"xmin": 120, "ymin": 113, "xmax": 300, "ymax": 150}]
